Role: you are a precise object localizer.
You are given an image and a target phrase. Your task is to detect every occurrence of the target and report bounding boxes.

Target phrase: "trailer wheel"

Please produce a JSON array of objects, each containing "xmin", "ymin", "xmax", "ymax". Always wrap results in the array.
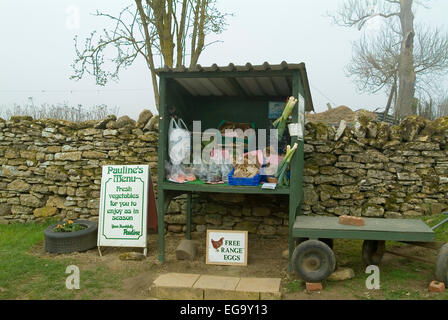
[
  {"xmin": 292, "ymin": 240, "xmax": 336, "ymax": 282},
  {"xmin": 435, "ymin": 243, "xmax": 448, "ymax": 286},
  {"xmin": 295, "ymin": 238, "xmax": 334, "ymax": 249},
  {"xmin": 362, "ymin": 240, "xmax": 385, "ymax": 265},
  {"xmin": 295, "ymin": 238, "xmax": 307, "ymax": 246}
]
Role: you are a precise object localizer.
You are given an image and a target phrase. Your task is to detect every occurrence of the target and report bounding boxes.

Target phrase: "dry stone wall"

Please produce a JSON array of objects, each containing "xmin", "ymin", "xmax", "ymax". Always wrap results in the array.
[
  {"xmin": 0, "ymin": 113, "xmax": 158, "ymax": 225},
  {"xmin": 1, "ymin": 113, "xmax": 448, "ymax": 237},
  {"xmin": 166, "ymin": 115, "xmax": 448, "ymax": 235}
]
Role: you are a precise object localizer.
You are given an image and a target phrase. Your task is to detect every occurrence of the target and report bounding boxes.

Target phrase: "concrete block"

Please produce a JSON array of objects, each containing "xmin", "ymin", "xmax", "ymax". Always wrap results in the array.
[
  {"xmin": 236, "ymin": 277, "xmax": 281, "ymax": 292},
  {"xmin": 204, "ymin": 289, "xmax": 258, "ymax": 300},
  {"xmin": 153, "ymin": 273, "xmax": 200, "ymax": 288},
  {"xmin": 175, "ymin": 239, "xmax": 198, "ymax": 261},
  {"xmin": 236, "ymin": 277, "xmax": 281, "ymax": 300},
  {"xmin": 150, "ymin": 273, "xmax": 203, "ymax": 300},
  {"xmin": 260, "ymin": 291, "xmax": 282, "ymax": 300},
  {"xmin": 151, "ymin": 285, "xmax": 203, "ymax": 300},
  {"xmin": 193, "ymin": 275, "xmax": 240, "ymax": 291}
]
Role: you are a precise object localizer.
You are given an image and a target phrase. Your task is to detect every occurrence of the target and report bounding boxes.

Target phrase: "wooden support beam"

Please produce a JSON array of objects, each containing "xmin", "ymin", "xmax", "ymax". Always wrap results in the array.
[{"xmin": 385, "ymin": 250, "xmax": 435, "ymax": 264}]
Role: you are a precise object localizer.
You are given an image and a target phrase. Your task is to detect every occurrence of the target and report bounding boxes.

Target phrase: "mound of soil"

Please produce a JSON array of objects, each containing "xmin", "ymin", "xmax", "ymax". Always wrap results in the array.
[{"xmin": 306, "ymin": 106, "xmax": 376, "ymax": 124}]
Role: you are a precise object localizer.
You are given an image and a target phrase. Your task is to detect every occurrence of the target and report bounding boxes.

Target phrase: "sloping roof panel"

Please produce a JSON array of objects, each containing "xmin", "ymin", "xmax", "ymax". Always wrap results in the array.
[{"xmin": 155, "ymin": 62, "xmax": 314, "ymax": 112}]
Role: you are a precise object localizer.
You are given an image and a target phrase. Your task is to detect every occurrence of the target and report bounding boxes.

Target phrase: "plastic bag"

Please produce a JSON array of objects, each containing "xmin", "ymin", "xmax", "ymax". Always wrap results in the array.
[
  {"xmin": 207, "ymin": 163, "xmax": 222, "ymax": 183},
  {"xmin": 168, "ymin": 117, "xmax": 191, "ymax": 165},
  {"xmin": 192, "ymin": 163, "xmax": 209, "ymax": 181},
  {"xmin": 220, "ymin": 163, "xmax": 233, "ymax": 183},
  {"xmin": 165, "ymin": 161, "xmax": 196, "ymax": 183}
]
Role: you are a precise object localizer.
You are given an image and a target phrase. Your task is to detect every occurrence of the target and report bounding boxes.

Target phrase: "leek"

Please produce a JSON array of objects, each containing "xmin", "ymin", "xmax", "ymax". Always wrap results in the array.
[
  {"xmin": 275, "ymin": 143, "xmax": 298, "ymax": 185},
  {"xmin": 273, "ymin": 96, "xmax": 298, "ymax": 141}
]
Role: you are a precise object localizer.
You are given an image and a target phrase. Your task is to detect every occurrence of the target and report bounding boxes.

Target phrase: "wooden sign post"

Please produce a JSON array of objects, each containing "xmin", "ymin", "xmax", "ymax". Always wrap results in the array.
[
  {"xmin": 97, "ymin": 165, "xmax": 150, "ymax": 256},
  {"xmin": 206, "ymin": 230, "xmax": 248, "ymax": 266}
]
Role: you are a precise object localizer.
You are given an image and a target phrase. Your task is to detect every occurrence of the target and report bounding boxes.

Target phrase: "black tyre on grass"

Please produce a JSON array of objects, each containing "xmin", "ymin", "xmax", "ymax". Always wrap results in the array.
[
  {"xmin": 44, "ymin": 220, "xmax": 98, "ymax": 254},
  {"xmin": 292, "ymin": 240, "xmax": 336, "ymax": 282},
  {"xmin": 435, "ymin": 243, "xmax": 448, "ymax": 286},
  {"xmin": 362, "ymin": 240, "xmax": 385, "ymax": 266}
]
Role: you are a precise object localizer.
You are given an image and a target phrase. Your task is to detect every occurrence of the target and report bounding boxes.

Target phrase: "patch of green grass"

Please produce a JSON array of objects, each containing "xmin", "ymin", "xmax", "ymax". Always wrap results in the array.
[
  {"xmin": 284, "ymin": 279, "xmax": 303, "ymax": 293},
  {"xmin": 0, "ymin": 221, "xmax": 122, "ymax": 300},
  {"xmin": 422, "ymin": 213, "xmax": 448, "ymax": 242}
]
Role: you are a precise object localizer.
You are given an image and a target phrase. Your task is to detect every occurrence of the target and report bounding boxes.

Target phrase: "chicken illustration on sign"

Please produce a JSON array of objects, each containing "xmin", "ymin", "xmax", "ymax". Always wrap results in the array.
[
  {"xmin": 206, "ymin": 230, "xmax": 248, "ymax": 266},
  {"xmin": 211, "ymin": 237, "xmax": 224, "ymax": 252}
]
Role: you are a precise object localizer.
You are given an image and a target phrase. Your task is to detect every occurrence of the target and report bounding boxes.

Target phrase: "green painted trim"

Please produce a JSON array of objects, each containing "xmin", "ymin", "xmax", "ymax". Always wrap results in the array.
[
  {"xmin": 292, "ymin": 229, "xmax": 435, "ymax": 242},
  {"xmin": 186, "ymin": 193, "xmax": 192, "ymax": 240},
  {"xmin": 159, "ymin": 182, "xmax": 290, "ymax": 195}
]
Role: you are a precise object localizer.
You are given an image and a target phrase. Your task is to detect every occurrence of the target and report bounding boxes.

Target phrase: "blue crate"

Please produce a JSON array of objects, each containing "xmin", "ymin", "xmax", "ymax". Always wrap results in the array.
[{"xmin": 228, "ymin": 168, "xmax": 262, "ymax": 186}]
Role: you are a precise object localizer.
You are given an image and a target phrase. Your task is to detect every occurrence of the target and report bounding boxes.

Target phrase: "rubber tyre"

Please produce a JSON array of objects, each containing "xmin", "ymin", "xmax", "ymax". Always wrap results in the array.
[
  {"xmin": 44, "ymin": 220, "xmax": 98, "ymax": 254},
  {"xmin": 362, "ymin": 240, "xmax": 386, "ymax": 266},
  {"xmin": 295, "ymin": 238, "xmax": 334, "ymax": 249},
  {"xmin": 435, "ymin": 243, "xmax": 448, "ymax": 286},
  {"xmin": 292, "ymin": 240, "xmax": 336, "ymax": 282}
]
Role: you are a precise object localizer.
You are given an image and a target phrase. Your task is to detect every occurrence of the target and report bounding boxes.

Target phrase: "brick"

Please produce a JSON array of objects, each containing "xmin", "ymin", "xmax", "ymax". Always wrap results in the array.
[
  {"xmin": 429, "ymin": 281, "xmax": 445, "ymax": 293},
  {"xmin": 306, "ymin": 282, "xmax": 323, "ymax": 292},
  {"xmin": 338, "ymin": 215, "xmax": 365, "ymax": 226}
]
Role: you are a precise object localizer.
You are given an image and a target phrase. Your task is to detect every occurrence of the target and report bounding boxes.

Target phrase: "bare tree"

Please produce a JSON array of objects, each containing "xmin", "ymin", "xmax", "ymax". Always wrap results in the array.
[
  {"xmin": 436, "ymin": 95, "xmax": 448, "ymax": 118},
  {"xmin": 330, "ymin": 0, "xmax": 432, "ymax": 119},
  {"xmin": 347, "ymin": 22, "xmax": 448, "ymax": 119},
  {"xmin": 71, "ymin": 0, "xmax": 230, "ymax": 111}
]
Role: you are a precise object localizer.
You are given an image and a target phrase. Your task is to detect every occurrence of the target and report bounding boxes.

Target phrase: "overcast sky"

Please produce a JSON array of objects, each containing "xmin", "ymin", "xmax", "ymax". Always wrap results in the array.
[{"xmin": 1, "ymin": 0, "xmax": 447, "ymax": 120}]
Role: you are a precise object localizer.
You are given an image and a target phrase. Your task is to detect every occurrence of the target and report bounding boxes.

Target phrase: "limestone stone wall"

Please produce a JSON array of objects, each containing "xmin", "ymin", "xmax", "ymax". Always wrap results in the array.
[
  {"xmin": 0, "ymin": 113, "xmax": 158, "ymax": 224},
  {"xmin": 166, "ymin": 115, "xmax": 448, "ymax": 235},
  {"xmin": 1, "ymin": 113, "xmax": 448, "ymax": 237}
]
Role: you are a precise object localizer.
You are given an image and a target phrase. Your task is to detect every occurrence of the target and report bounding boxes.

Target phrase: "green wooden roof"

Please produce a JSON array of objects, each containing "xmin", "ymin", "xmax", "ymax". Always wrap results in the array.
[{"xmin": 155, "ymin": 62, "xmax": 314, "ymax": 112}]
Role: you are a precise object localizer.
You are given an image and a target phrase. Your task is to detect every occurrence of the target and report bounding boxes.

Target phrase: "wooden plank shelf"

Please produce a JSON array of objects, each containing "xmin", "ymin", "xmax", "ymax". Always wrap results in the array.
[
  {"xmin": 293, "ymin": 215, "xmax": 435, "ymax": 242},
  {"xmin": 161, "ymin": 181, "xmax": 290, "ymax": 195}
]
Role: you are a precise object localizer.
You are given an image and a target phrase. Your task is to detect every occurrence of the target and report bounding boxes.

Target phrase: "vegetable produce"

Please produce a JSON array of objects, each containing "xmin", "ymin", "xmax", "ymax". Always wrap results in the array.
[
  {"xmin": 275, "ymin": 143, "xmax": 298, "ymax": 186},
  {"xmin": 272, "ymin": 96, "xmax": 298, "ymax": 141}
]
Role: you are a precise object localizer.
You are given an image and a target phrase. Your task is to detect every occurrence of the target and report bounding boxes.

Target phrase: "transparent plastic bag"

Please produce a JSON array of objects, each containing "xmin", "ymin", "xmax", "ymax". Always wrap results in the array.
[
  {"xmin": 220, "ymin": 163, "xmax": 233, "ymax": 183},
  {"xmin": 207, "ymin": 163, "xmax": 222, "ymax": 183},
  {"xmin": 168, "ymin": 117, "xmax": 191, "ymax": 165},
  {"xmin": 165, "ymin": 161, "xmax": 196, "ymax": 183},
  {"xmin": 193, "ymin": 162, "xmax": 209, "ymax": 181}
]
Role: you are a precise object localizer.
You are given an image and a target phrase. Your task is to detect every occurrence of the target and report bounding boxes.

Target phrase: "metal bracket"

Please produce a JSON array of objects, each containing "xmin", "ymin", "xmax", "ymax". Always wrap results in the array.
[{"xmin": 432, "ymin": 212, "xmax": 448, "ymax": 231}]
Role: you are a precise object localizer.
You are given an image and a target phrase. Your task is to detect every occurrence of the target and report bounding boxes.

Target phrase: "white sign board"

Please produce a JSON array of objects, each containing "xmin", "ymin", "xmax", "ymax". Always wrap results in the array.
[
  {"xmin": 97, "ymin": 165, "xmax": 149, "ymax": 251},
  {"xmin": 206, "ymin": 230, "xmax": 248, "ymax": 266}
]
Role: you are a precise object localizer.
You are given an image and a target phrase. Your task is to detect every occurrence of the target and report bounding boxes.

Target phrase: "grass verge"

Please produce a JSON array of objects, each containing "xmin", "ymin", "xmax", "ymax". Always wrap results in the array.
[{"xmin": 0, "ymin": 221, "xmax": 121, "ymax": 300}]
